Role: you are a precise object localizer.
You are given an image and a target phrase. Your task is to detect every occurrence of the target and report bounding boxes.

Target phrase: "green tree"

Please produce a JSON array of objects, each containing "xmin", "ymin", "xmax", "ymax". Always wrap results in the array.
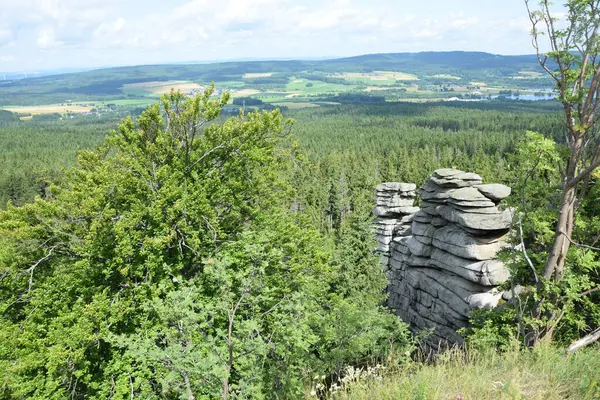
[
  {"xmin": 526, "ymin": 0, "xmax": 600, "ymax": 281},
  {"xmin": 0, "ymin": 88, "xmax": 410, "ymax": 399}
]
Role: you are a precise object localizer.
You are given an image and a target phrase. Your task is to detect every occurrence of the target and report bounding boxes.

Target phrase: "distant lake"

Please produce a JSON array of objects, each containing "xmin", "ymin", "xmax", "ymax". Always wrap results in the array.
[
  {"xmin": 493, "ymin": 94, "xmax": 555, "ymax": 101},
  {"xmin": 450, "ymin": 92, "xmax": 556, "ymax": 102}
]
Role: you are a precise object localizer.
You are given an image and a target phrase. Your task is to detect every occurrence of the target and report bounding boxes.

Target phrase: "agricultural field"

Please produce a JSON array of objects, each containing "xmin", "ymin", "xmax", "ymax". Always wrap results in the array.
[
  {"xmin": 0, "ymin": 52, "xmax": 557, "ymax": 116},
  {"xmin": 122, "ymin": 80, "xmax": 204, "ymax": 95},
  {"xmin": 5, "ymin": 104, "xmax": 94, "ymax": 119},
  {"xmin": 242, "ymin": 72, "xmax": 273, "ymax": 78},
  {"xmin": 513, "ymin": 70, "xmax": 544, "ymax": 79},
  {"xmin": 336, "ymin": 71, "xmax": 419, "ymax": 82}
]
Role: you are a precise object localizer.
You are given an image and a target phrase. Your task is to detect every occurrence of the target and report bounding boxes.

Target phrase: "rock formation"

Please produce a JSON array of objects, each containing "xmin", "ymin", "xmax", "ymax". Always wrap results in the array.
[{"xmin": 374, "ymin": 169, "xmax": 513, "ymax": 347}]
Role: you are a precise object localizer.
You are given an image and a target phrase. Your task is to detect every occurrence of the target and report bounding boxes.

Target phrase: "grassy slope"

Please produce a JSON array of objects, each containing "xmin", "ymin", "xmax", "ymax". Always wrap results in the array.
[{"xmin": 331, "ymin": 345, "xmax": 600, "ymax": 400}]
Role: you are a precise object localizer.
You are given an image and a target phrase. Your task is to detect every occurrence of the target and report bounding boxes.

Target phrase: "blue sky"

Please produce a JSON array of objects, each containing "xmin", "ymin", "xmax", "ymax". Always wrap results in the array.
[{"xmin": 0, "ymin": 0, "xmax": 540, "ymax": 71}]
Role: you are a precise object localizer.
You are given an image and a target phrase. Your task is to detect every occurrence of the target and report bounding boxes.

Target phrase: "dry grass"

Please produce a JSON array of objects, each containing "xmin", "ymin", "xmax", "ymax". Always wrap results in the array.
[
  {"xmin": 363, "ymin": 87, "xmax": 393, "ymax": 92},
  {"xmin": 432, "ymin": 74, "xmax": 462, "ymax": 80},
  {"xmin": 242, "ymin": 72, "xmax": 273, "ymax": 79},
  {"xmin": 272, "ymin": 102, "xmax": 320, "ymax": 109},
  {"xmin": 328, "ymin": 344, "xmax": 600, "ymax": 400},
  {"xmin": 513, "ymin": 71, "xmax": 544, "ymax": 79},
  {"xmin": 123, "ymin": 80, "xmax": 204, "ymax": 94},
  {"xmin": 231, "ymin": 89, "xmax": 262, "ymax": 97},
  {"xmin": 4, "ymin": 105, "xmax": 94, "ymax": 115},
  {"xmin": 337, "ymin": 71, "xmax": 419, "ymax": 81}
]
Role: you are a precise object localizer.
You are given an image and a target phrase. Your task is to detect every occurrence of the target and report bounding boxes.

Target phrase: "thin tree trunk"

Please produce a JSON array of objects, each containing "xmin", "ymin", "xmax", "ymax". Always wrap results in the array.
[
  {"xmin": 543, "ymin": 185, "xmax": 576, "ymax": 280},
  {"xmin": 543, "ymin": 135, "xmax": 581, "ymax": 280},
  {"xmin": 182, "ymin": 371, "xmax": 195, "ymax": 400}
]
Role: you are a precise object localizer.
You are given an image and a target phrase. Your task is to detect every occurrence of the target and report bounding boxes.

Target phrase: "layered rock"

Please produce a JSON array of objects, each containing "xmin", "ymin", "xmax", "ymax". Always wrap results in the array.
[
  {"xmin": 373, "ymin": 183, "xmax": 418, "ymax": 268},
  {"xmin": 375, "ymin": 169, "xmax": 513, "ymax": 348}
]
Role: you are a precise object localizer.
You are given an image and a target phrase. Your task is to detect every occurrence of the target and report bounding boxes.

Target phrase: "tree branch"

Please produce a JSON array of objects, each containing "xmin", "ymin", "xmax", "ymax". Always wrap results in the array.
[{"xmin": 567, "ymin": 327, "xmax": 600, "ymax": 353}]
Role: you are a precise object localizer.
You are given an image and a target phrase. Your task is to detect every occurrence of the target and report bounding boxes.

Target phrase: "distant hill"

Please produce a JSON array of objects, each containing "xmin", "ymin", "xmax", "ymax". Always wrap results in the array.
[{"xmin": 0, "ymin": 51, "xmax": 551, "ymax": 106}]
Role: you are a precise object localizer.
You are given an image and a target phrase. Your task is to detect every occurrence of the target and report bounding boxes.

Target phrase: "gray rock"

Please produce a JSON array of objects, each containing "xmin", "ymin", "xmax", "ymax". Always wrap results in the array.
[
  {"xmin": 420, "ymin": 181, "xmax": 456, "ymax": 201},
  {"xmin": 475, "ymin": 184, "xmax": 512, "ymax": 202},
  {"xmin": 449, "ymin": 205, "xmax": 503, "ymax": 214},
  {"xmin": 448, "ymin": 200, "xmax": 497, "ymax": 208},
  {"xmin": 376, "ymin": 182, "xmax": 417, "ymax": 192},
  {"xmin": 393, "ymin": 224, "xmax": 413, "ymax": 236},
  {"xmin": 430, "ymin": 248, "xmax": 510, "ymax": 286},
  {"xmin": 406, "ymin": 236, "xmax": 433, "ymax": 257},
  {"xmin": 432, "ymin": 225, "xmax": 506, "ymax": 260},
  {"xmin": 412, "ymin": 221, "xmax": 437, "ymax": 238},
  {"xmin": 413, "ymin": 210, "xmax": 434, "ymax": 223},
  {"xmin": 437, "ymin": 205, "xmax": 512, "ymax": 231},
  {"xmin": 434, "ymin": 168, "xmax": 465, "ymax": 178},
  {"xmin": 373, "ymin": 206, "xmax": 420, "ymax": 217},
  {"xmin": 421, "ymin": 202, "xmax": 440, "ymax": 216},
  {"xmin": 430, "ymin": 172, "xmax": 482, "ymax": 188},
  {"xmin": 413, "ymin": 233, "xmax": 434, "ymax": 246},
  {"xmin": 431, "ymin": 217, "xmax": 448, "ymax": 227},
  {"xmin": 431, "ymin": 176, "xmax": 471, "ymax": 188},
  {"xmin": 502, "ymin": 285, "xmax": 526, "ymax": 300},
  {"xmin": 375, "ymin": 196, "xmax": 415, "ymax": 208},
  {"xmin": 467, "ymin": 292, "xmax": 503, "ymax": 310},
  {"xmin": 450, "ymin": 187, "xmax": 492, "ymax": 203}
]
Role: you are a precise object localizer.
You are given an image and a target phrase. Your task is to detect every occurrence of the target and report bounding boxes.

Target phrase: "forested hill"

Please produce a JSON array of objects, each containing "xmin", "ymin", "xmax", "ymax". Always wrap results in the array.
[
  {"xmin": 0, "ymin": 51, "xmax": 550, "ymax": 105},
  {"xmin": 324, "ymin": 51, "xmax": 543, "ymax": 73}
]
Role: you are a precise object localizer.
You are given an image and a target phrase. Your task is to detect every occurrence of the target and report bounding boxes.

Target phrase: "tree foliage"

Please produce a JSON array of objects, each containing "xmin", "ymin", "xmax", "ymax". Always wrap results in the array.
[{"xmin": 0, "ymin": 88, "xmax": 411, "ymax": 399}]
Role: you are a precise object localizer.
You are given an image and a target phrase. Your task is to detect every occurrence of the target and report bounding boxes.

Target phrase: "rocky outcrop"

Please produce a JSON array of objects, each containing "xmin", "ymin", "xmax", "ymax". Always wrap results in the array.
[
  {"xmin": 374, "ymin": 169, "xmax": 513, "ymax": 348},
  {"xmin": 373, "ymin": 182, "xmax": 418, "ymax": 268}
]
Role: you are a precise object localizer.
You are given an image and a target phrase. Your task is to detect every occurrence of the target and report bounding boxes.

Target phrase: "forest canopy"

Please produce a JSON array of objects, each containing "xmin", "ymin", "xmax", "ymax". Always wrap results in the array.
[{"xmin": 0, "ymin": 87, "xmax": 411, "ymax": 399}]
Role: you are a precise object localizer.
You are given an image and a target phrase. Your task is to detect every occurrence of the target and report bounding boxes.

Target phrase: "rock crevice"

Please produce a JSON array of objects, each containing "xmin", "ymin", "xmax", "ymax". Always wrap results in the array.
[{"xmin": 374, "ymin": 169, "xmax": 513, "ymax": 347}]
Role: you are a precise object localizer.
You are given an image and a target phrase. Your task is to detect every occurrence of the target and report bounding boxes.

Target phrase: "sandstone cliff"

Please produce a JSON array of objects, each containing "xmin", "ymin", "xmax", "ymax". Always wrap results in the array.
[{"xmin": 374, "ymin": 168, "xmax": 514, "ymax": 347}]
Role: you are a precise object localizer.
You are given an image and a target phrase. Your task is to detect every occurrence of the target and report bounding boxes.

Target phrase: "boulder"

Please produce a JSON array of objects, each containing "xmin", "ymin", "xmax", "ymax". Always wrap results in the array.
[
  {"xmin": 431, "ymin": 172, "xmax": 482, "ymax": 188},
  {"xmin": 376, "ymin": 182, "xmax": 417, "ymax": 192},
  {"xmin": 475, "ymin": 184, "xmax": 511, "ymax": 202},
  {"xmin": 437, "ymin": 205, "xmax": 512, "ymax": 232},
  {"xmin": 432, "ymin": 225, "xmax": 506, "ymax": 260},
  {"xmin": 467, "ymin": 292, "xmax": 503, "ymax": 310},
  {"xmin": 433, "ymin": 168, "xmax": 465, "ymax": 178},
  {"xmin": 449, "ymin": 187, "xmax": 493, "ymax": 203}
]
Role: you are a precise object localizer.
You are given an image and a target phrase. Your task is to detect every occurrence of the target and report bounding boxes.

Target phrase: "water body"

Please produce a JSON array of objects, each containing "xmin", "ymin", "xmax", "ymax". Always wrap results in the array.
[{"xmin": 449, "ymin": 93, "xmax": 556, "ymax": 102}]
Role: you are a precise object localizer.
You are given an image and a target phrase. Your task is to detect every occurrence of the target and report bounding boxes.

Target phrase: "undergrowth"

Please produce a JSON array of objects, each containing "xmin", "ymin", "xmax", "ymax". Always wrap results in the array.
[{"xmin": 323, "ymin": 343, "xmax": 600, "ymax": 400}]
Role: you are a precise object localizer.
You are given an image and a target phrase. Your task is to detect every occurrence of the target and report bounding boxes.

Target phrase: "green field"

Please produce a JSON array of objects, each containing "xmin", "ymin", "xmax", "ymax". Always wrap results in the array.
[{"xmin": 0, "ymin": 52, "xmax": 555, "ymax": 110}]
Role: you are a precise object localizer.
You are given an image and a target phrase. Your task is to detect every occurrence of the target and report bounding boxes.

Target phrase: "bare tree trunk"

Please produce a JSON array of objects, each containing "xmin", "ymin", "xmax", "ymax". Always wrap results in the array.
[
  {"xmin": 182, "ymin": 371, "xmax": 195, "ymax": 400},
  {"xmin": 543, "ymin": 135, "xmax": 581, "ymax": 280},
  {"xmin": 543, "ymin": 185, "xmax": 576, "ymax": 280},
  {"xmin": 568, "ymin": 327, "xmax": 600, "ymax": 353}
]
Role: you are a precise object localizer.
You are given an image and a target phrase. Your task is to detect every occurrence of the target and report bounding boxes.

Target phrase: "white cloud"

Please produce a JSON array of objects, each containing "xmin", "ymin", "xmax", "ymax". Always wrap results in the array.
[
  {"xmin": 0, "ymin": 55, "xmax": 15, "ymax": 63},
  {"xmin": 37, "ymin": 28, "xmax": 63, "ymax": 49},
  {"xmin": 0, "ymin": 0, "xmax": 546, "ymax": 71}
]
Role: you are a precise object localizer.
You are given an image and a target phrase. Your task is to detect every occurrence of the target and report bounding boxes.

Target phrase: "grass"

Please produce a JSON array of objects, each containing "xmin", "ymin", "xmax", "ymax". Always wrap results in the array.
[
  {"xmin": 431, "ymin": 74, "xmax": 462, "ymax": 80},
  {"xmin": 327, "ymin": 344, "xmax": 600, "ymax": 400},
  {"xmin": 285, "ymin": 79, "xmax": 358, "ymax": 95},
  {"xmin": 2, "ymin": 104, "xmax": 94, "ymax": 115},
  {"xmin": 336, "ymin": 71, "xmax": 419, "ymax": 82},
  {"xmin": 272, "ymin": 102, "xmax": 321, "ymax": 109},
  {"xmin": 242, "ymin": 72, "xmax": 273, "ymax": 78},
  {"xmin": 96, "ymin": 98, "xmax": 158, "ymax": 106},
  {"xmin": 122, "ymin": 80, "xmax": 203, "ymax": 95}
]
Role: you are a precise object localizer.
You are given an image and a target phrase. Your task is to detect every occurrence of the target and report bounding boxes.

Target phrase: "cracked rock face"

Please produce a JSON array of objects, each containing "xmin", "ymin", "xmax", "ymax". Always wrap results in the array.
[{"xmin": 374, "ymin": 169, "xmax": 512, "ymax": 348}]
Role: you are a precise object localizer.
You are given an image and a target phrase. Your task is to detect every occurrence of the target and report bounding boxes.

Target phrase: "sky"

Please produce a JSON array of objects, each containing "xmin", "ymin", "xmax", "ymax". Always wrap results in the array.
[{"xmin": 0, "ymin": 0, "xmax": 541, "ymax": 72}]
